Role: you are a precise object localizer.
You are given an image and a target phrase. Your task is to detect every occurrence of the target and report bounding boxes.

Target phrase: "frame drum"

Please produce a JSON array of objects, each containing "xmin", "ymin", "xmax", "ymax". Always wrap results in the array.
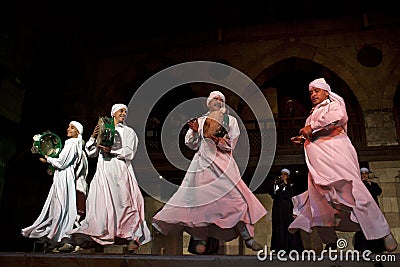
[
  {"xmin": 97, "ymin": 117, "xmax": 115, "ymax": 147},
  {"xmin": 31, "ymin": 131, "xmax": 63, "ymax": 157}
]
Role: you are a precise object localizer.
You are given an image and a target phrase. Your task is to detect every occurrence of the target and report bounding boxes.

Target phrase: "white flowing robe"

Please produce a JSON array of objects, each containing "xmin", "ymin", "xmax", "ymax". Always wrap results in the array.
[
  {"xmin": 22, "ymin": 137, "xmax": 86, "ymax": 245},
  {"xmin": 152, "ymin": 114, "xmax": 267, "ymax": 241},
  {"xmin": 288, "ymin": 99, "xmax": 391, "ymax": 240},
  {"xmin": 68, "ymin": 123, "xmax": 151, "ymax": 245}
]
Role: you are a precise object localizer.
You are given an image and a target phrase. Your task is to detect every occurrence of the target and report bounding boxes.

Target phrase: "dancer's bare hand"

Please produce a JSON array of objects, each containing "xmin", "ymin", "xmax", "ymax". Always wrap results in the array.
[
  {"xmin": 299, "ymin": 125, "xmax": 313, "ymax": 140},
  {"xmin": 91, "ymin": 124, "xmax": 100, "ymax": 138},
  {"xmin": 97, "ymin": 144, "xmax": 111, "ymax": 153},
  {"xmin": 188, "ymin": 118, "xmax": 199, "ymax": 132},
  {"xmin": 209, "ymin": 134, "xmax": 219, "ymax": 144},
  {"xmin": 291, "ymin": 135, "xmax": 306, "ymax": 145}
]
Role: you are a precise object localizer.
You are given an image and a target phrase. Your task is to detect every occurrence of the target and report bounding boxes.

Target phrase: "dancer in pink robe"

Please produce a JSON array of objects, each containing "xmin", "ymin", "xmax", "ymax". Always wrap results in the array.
[
  {"xmin": 289, "ymin": 78, "xmax": 397, "ymax": 252},
  {"xmin": 68, "ymin": 104, "xmax": 151, "ymax": 251},
  {"xmin": 152, "ymin": 91, "xmax": 267, "ymax": 253}
]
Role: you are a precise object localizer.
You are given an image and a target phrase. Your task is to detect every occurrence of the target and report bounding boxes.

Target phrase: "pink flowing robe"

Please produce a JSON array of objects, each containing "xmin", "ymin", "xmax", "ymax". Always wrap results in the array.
[
  {"xmin": 152, "ymin": 114, "xmax": 267, "ymax": 241},
  {"xmin": 288, "ymin": 99, "xmax": 390, "ymax": 240},
  {"xmin": 68, "ymin": 123, "xmax": 151, "ymax": 246}
]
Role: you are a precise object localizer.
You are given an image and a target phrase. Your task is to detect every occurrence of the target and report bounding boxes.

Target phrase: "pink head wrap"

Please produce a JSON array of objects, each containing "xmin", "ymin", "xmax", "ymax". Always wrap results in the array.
[
  {"xmin": 309, "ymin": 78, "xmax": 344, "ymax": 105},
  {"xmin": 206, "ymin": 91, "xmax": 225, "ymax": 107},
  {"xmin": 309, "ymin": 78, "xmax": 331, "ymax": 92}
]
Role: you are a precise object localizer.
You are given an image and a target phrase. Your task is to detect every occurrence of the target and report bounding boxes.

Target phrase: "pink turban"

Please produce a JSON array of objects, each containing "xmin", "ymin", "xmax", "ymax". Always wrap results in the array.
[
  {"xmin": 309, "ymin": 78, "xmax": 331, "ymax": 92},
  {"xmin": 206, "ymin": 91, "xmax": 225, "ymax": 107},
  {"xmin": 309, "ymin": 78, "xmax": 344, "ymax": 105}
]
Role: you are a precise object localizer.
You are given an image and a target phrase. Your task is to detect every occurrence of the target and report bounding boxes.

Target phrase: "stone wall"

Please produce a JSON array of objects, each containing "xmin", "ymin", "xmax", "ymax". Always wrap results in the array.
[
  {"xmin": 364, "ymin": 109, "xmax": 398, "ymax": 146},
  {"xmin": 369, "ymin": 160, "xmax": 400, "ymax": 253},
  {"xmin": 87, "ymin": 14, "xmax": 400, "ymax": 255}
]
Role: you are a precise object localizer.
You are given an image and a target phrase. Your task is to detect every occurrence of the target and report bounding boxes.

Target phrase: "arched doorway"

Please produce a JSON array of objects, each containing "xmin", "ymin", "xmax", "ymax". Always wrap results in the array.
[{"xmin": 239, "ymin": 57, "xmax": 367, "ymax": 193}]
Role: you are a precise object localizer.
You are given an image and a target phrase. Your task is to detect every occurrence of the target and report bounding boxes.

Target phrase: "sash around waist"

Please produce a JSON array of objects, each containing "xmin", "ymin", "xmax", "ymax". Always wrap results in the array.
[{"xmin": 311, "ymin": 126, "xmax": 346, "ymax": 141}]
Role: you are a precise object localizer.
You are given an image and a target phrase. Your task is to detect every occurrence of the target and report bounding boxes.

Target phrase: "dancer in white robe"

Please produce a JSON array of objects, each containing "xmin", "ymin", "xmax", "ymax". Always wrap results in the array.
[
  {"xmin": 153, "ymin": 91, "xmax": 267, "ymax": 253},
  {"xmin": 289, "ymin": 78, "xmax": 397, "ymax": 252},
  {"xmin": 69, "ymin": 104, "xmax": 151, "ymax": 250},
  {"xmin": 22, "ymin": 121, "xmax": 87, "ymax": 251}
]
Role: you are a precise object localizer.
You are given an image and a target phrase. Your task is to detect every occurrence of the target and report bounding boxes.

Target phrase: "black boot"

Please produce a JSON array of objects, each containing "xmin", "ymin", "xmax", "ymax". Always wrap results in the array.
[{"xmin": 236, "ymin": 222, "xmax": 263, "ymax": 251}]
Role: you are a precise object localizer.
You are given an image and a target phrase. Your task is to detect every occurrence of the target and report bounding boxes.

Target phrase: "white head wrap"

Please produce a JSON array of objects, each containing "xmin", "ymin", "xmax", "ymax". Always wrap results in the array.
[
  {"xmin": 70, "ymin": 121, "xmax": 83, "ymax": 135},
  {"xmin": 281, "ymin": 168, "xmax": 290, "ymax": 175},
  {"xmin": 206, "ymin": 91, "xmax": 226, "ymax": 107},
  {"xmin": 111, "ymin": 103, "xmax": 128, "ymax": 117},
  {"xmin": 309, "ymin": 78, "xmax": 345, "ymax": 105},
  {"xmin": 360, "ymin": 167, "xmax": 369, "ymax": 173}
]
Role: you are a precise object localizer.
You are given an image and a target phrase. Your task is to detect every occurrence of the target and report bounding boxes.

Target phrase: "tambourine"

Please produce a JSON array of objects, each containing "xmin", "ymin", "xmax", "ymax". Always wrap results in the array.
[
  {"xmin": 31, "ymin": 131, "xmax": 63, "ymax": 175},
  {"xmin": 31, "ymin": 131, "xmax": 63, "ymax": 157},
  {"xmin": 97, "ymin": 117, "xmax": 115, "ymax": 147},
  {"xmin": 203, "ymin": 109, "xmax": 230, "ymax": 138}
]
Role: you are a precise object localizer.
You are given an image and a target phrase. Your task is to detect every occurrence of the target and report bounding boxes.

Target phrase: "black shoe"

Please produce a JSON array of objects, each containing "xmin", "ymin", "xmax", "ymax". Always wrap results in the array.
[
  {"xmin": 383, "ymin": 233, "xmax": 398, "ymax": 252},
  {"xmin": 245, "ymin": 239, "xmax": 263, "ymax": 251},
  {"xmin": 58, "ymin": 243, "xmax": 75, "ymax": 252}
]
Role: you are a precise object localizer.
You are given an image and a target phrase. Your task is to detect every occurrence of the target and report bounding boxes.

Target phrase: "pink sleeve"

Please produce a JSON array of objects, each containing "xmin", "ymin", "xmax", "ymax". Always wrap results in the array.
[{"xmin": 310, "ymin": 101, "xmax": 348, "ymax": 132}]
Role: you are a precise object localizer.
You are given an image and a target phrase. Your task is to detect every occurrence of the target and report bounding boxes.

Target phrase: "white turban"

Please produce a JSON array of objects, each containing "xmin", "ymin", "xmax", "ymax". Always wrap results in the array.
[
  {"xmin": 281, "ymin": 168, "xmax": 290, "ymax": 175},
  {"xmin": 70, "ymin": 120, "xmax": 83, "ymax": 135},
  {"xmin": 206, "ymin": 91, "xmax": 225, "ymax": 107},
  {"xmin": 309, "ymin": 78, "xmax": 344, "ymax": 105},
  {"xmin": 111, "ymin": 103, "xmax": 128, "ymax": 117},
  {"xmin": 360, "ymin": 167, "xmax": 369, "ymax": 173}
]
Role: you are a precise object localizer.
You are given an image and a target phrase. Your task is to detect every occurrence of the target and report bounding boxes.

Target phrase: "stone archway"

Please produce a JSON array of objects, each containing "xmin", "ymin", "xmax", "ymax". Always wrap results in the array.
[{"xmin": 239, "ymin": 57, "xmax": 367, "ymax": 147}]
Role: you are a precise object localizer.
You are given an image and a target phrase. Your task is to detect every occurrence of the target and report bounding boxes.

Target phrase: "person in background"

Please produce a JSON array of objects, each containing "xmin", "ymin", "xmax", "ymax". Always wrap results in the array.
[
  {"xmin": 269, "ymin": 168, "xmax": 304, "ymax": 253},
  {"xmin": 353, "ymin": 167, "xmax": 385, "ymax": 253},
  {"xmin": 280, "ymin": 99, "xmax": 307, "ymax": 118}
]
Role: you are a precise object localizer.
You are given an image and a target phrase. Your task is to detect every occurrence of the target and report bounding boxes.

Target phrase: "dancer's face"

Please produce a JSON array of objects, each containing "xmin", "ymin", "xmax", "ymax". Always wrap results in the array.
[
  {"xmin": 67, "ymin": 124, "xmax": 79, "ymax": 138},
  {"xmin": 208, "ymin": 96, "xmax": 225, "ymax": 112},
  {"xmin": 113, "ymin": 108, "xmax": 127, "ymax": 125},
  {"xmin": 309, "ymin": 87, "xmax": 329, "ymax": 106}
]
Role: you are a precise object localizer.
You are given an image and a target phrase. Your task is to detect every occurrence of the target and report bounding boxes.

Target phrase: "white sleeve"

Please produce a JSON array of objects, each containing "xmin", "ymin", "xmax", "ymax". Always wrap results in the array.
[
  {"xmin": 310, "ymin": 101, "xmax": 348, "ymax": 132},
  {"xmin": 111, "ymin": 128, "xmax": 137, "ymax": 161},
  {"xmin": 184, "ymin": 128, "xmax": 201, "ymax": 150},
  {"xmin": 85, "ymin": 137, "xmax": 99, "ymax": 158},
  {"xmin": 47, "ymin": 142, "xmax": 77, "ymax": 170}
]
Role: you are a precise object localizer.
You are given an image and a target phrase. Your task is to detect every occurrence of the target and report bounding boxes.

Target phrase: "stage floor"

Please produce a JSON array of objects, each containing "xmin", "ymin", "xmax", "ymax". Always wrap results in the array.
[{"xmin": 1, "ymin": 252, "xmax": 399, "ymax": 267}]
